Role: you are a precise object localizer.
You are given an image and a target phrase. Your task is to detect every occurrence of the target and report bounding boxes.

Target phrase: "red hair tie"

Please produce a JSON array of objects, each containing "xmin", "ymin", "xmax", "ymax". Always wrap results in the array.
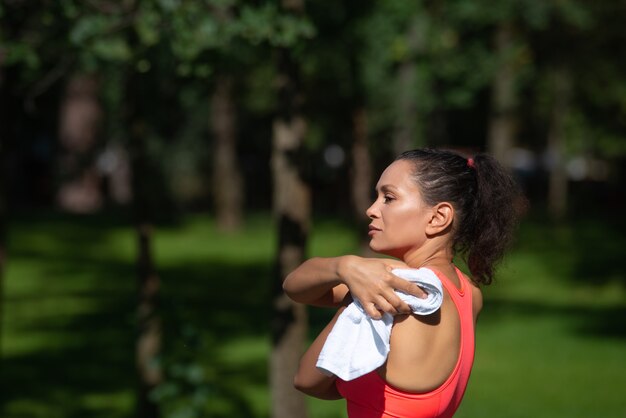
[{"xmin": 467, "ymin": 158, "xmax": 475, "ymax": 168}]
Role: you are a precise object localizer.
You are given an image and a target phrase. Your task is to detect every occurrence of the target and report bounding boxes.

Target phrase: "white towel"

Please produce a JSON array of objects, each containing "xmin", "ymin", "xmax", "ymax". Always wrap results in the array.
[{"xmin": 316, "ymin": 268, "xmax": 444, "ymax": 381}]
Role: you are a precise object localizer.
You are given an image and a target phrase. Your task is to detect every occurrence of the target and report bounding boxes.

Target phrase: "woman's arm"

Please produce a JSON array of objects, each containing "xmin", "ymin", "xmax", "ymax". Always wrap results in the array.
[
  {"xmin": 283, "ymin": 255, "xmax": 427, "ymax": 318},
  {"xmin": 293, "ymin": 307, "xmax": 346, "ymax": 400},
  {"xmin": 283, "ymin": 256, "xmax": 350, "ymax": 307}
]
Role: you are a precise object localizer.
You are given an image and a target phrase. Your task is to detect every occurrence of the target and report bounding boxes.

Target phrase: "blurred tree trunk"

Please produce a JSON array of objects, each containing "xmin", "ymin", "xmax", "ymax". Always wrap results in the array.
[
  {"xmin": 547, "ymin": 67, "xmax": 571, "ymax": 220},
  {"xmin": 135, "ymin": 219, "xmax": 162, "ymax": 418},
  {"xmin": 0, "ymin": 64, "xmax": 8, "ymax": 358},
  {"xmin": 270, "ymin": 89, "xmax": 310, "ymax": 418},
  {"xmin": 393, "ymin": 16, "xmax": 427, "ymax": 155},
  {"xmin": 210, "ymin": 74, "xmax": 243, "ymax": 232},
  {"xmin": 57, "ymin": 73, "xmax": 103, "ymax": 213},
  {"xmin": 127, "ymin": 86, "xmax": 162, "ymax": 418},
  {"xmin": 351, "ymin": 105, "xmax": 373, "ymax": 251},
  {"xmin": 487, "ymin": 22, "xmax": 518, "ymax": 165},
  {"xmin": 0, "ymin": 156, "xmax": 4, "ymax": 361},
  {"xmin": 270, "ymin": 2, "xmax": 310, "ymax": 417}
]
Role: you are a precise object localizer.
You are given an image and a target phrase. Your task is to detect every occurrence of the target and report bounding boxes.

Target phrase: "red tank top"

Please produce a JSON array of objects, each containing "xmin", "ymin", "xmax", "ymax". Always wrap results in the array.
[{"xmin": 336, "ymin": 267, "xmax": 475, "ymax": 418}]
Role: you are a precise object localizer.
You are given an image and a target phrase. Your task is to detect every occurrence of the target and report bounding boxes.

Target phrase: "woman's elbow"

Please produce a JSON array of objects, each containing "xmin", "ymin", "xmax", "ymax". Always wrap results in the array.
[
  {"xmin": 293, "ymin": 376, "xmax": 307, "ymax": 394},
  {"xmin": 292, "ymin": 368, "xmax": 312, "ymax": 393},
  {"xmin": 282, "ymin": 273, "xmax": 294, "ymax": 295},
  {"xmin": 293, "ymin": 370, "xmax": 341, "ymax": 400},
  {"xmin": 282, "ymin": 263, "xmax": 303, "ymax": 295}
]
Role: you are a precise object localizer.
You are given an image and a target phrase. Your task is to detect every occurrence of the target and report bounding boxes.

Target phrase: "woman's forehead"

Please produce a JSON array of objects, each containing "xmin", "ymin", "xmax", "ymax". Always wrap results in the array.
[{"xmin": 376, "ymin": 160, "xmax": 417, "ymax": 189}]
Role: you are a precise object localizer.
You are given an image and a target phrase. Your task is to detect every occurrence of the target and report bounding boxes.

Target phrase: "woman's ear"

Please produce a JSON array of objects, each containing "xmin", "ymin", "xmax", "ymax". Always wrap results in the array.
[{"xmin": 426, "ymin": 202, "xmax": 454, "ymax": 235}]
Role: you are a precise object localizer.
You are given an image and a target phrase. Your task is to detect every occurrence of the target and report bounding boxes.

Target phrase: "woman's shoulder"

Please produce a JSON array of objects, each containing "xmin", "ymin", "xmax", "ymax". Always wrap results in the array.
[
  {"xmin": 382, "ymin": 290, "xmax": 461, "ymax": 393},
  {"xmin": 470, "ymin": 283, "xmax": 483, "ymax": 321},
  {"xmin": 453, "ymin": 267, "xmax": 483, "ymax": 321}
]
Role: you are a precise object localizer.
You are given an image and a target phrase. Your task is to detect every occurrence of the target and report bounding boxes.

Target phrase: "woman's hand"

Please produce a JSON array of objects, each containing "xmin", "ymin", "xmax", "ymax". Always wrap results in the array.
[
  {"xmin": 282, "ymin": 255, "xmax": 428, "ymax": 317},
  {"xmin": 338, "ymin": 256, "xmax": 428, "ymax": 319}
]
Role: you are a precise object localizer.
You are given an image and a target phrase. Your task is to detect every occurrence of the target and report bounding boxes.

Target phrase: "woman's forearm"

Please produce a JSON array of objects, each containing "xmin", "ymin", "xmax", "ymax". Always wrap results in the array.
[
  {"xmin": 283, "ymin": 256, "xmax": 353, "ymax": 307},
  {"xmin": 293, "ymin": 307, "xmax": 345, "ymax": 400},
  {"xmin": 284, "ymin": 254, "xmax": 424, "ymax": 317}
]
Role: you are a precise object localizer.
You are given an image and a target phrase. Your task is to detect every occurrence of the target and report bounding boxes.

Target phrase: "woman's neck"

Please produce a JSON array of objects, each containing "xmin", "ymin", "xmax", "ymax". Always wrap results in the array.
[
  {"xmin": 402, "ymin": 244, "xmax": 454, "ymax": 270},
  {"xmin": 403, "ymin": 244, "xmax": 462, "ymax": 289}
]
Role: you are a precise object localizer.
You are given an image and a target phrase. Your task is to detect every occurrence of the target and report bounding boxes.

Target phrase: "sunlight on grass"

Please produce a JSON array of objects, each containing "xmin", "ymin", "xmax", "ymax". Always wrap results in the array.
[
  {"xmin": 458, "ymin": 314, "xmax": 626, "ymax": 418},
  {"xmin": 81, "ymin": 391, "xmax": 134, "ymax": 415},
  {"xmin": 309, "ymin": 219, "xmax": 360, "ymax": 257},
  {"xmin": 154, "ymin": 215, "xmax": 277, "ymax": 266},
  {"xmin": 2, "ymin": 213, "xmax": 625, "ymax": 418},
  {"xmin": 219, "ymin": 336, "xmax": 269, "ymax": 366},
  {"xmin": 4, "ymin": 399, "xmax": 65, "ymax": 418}
]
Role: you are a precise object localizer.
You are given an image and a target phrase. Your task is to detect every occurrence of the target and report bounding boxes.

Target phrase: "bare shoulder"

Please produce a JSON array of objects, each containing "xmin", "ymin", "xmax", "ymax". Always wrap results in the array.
[
  {"xmin": 382, "ymin": 292, "xmax": 460, "ymax": 393},
  {"xmin": 470, "ymin": 283, "xmax": 483, "ymax": 321}
]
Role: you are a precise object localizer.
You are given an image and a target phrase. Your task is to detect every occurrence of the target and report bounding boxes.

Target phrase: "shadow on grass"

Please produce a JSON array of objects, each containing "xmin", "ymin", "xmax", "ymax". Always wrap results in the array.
[
  {"xmin": 2, "ymin": 260, "xmax": 274, "ymax": 417},
  {"xmin": 159, "ymin": 260, "xmax": 272, "ymax": 338},
  {"xmin": 480, "ymin": 298, "xmax": 626, "ymax": 340},
  {"xmin": 518, "ymin": 217, "xmax": 626, "ymax": 287},
  {"xmin": 1, "ymin": 213, "xmax": 275, "ymax": 418},
  {"xmin": 570, "ymin": 220, "xmax": 626, "ymax": 286},
  {"xmin": 156, "ymin": 261, "xmax": 273, "ymax": 417},
  {"xmin": 5, "ymin": 212, "xmax": 624, "ymax": 417}
]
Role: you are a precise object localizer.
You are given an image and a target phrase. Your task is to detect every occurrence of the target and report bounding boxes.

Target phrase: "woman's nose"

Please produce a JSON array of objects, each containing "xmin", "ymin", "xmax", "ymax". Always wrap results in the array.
[{"xmin": 366, "ymin": 201, "xmax": 378, "ymax": 219}]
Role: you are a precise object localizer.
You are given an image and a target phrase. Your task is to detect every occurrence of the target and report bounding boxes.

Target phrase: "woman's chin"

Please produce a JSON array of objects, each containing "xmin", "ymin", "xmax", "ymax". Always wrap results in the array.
[
  {"xmin": 368, "ymin": 242, "xmax": 390, "ymax": 256},
  {"xmin": 369, "ymin": 243, "xmax": 404, "ymax": 259}
]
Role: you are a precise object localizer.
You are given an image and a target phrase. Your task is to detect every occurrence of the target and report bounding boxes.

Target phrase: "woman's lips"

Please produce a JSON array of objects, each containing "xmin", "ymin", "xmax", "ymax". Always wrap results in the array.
[{"xmin": 368, "ymin": 225, "xmax": 381, "ymax": 236}]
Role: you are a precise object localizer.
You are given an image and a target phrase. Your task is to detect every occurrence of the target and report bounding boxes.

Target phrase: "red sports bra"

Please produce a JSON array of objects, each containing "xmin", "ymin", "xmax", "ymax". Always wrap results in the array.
[{"xmin": 335, "ymin": 267, "xmax": 476, "ymax": 418}]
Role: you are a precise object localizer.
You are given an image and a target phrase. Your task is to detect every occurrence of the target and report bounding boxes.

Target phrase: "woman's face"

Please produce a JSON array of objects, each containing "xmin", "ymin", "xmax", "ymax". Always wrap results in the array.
[{"xmin": 366, "ymin": 159, "xmax": 432, "ymax": 259}]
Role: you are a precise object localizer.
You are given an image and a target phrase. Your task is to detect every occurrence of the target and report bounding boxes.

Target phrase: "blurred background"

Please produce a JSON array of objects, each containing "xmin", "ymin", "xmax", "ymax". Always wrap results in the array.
[{"xmin": 1, "ymin": 0, "xmax": 625, "ymax": 417}]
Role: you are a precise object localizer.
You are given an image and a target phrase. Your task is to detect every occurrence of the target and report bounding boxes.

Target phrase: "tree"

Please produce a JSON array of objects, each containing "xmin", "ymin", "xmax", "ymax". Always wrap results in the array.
[
  {"xmin": 64, "ymin": 3, "xmax": 170, "ymax": 416},
  {"xmin": 269, "ymin": 0, "xmax": 315, "ymax": 415},
  {"xmin": 56, "ymin": 73, "xmax": 104, "ymax": 213},
  {"xmin": 210, "ymin": 73, "xmax": 243, "ymax": 231},
  {"xmin": 165, "ymin": 1, "xmax": 246, "ymax": 231},
  {"xmin": 350, "ymin": 105, "xmax": 373, "ymax": 238},
  {"xmin": 487, "ymin": 21, "xmax": 520, "ymax": 164},
  {"xmin": 0, "ymin": 54, "xmax": 7, "ymax": 360},
  {"xmin": 546, "ymin": 67, "xmax": 572, "ymax": 219},
  {"xmin": 311, "ymin": 0, "xmax": 375, "ymax": 243},
  {"xmin": 392, "ymin": 13, "xmax": 430, "ymax": 153},
  {"xmin": 358, "ymin": 0, "xmax": 494, "ymax": 153},
  {"xmin": 128, "ymin": 109, "xmax": 165, "ymax": 418},
  {"xmin": 524, "ymin": 0, "xmax": 595, "ymax": 217},
  {"xmin": 0, "ymin": 0, "xmax": 64, "ymax": 362}
]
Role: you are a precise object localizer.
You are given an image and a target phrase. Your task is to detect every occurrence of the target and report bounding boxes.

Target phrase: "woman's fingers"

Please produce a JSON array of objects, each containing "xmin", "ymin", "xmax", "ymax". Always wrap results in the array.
[
  {"xmin": 410, "ymin": 283, "xmax": 429, "ymax": 299},
  {"xmin": 388, "ymin": 274, "xmax": 428, "ymax": 299},
  {"xmin": 342, "ymin": 257, "xmax": 429, "ymax": 318},
  {"xmin": 363, "ymin": 302, "xmax": 382, "ymax": 319},
  {"xmin": 374, "ymin": 295, "xmax": 397, "ymax": 316},
  {"xmin": 363, "ymin": 274, "xmax": 427, "ymax": 318},
  {"xmin": 363, "ymin": 294, "xmax": 411, "ymax": 318},
  {"xmin": 380, "ymin": 288, "xmax": 412, "ymax": 314}
]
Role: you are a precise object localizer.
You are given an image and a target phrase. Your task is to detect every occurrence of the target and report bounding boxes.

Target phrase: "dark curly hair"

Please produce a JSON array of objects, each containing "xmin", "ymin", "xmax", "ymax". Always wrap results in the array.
[{"xmin": 395, "ymin": 148, "xmax": 524, "ymax": 286}]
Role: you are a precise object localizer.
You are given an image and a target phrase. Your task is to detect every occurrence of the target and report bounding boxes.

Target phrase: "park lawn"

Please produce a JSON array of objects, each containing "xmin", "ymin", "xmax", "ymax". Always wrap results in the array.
[{"xmin": 1, "ymin": 212, "xmax": 625, "ymax": 417}]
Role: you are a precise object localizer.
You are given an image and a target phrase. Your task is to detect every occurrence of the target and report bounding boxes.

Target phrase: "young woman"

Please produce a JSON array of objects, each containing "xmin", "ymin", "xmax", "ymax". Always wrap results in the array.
[{"xmin": 283, "ymin": 148, "xmax": 523, "ymax": 417}]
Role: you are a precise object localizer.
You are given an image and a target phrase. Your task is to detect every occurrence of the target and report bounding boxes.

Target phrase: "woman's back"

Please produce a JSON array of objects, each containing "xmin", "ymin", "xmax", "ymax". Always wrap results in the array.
[
  {"xmin": 384, "ymin": 266, "xmax": 479, "ymax": 392},
  {"xmin": 336, "ymin": 267, "xmax": 481, "ymax": 418}
]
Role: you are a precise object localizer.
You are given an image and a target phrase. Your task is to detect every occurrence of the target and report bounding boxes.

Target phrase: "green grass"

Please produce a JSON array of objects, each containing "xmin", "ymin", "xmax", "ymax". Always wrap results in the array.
[{"xmin": 1, "ymin": 212, "xmax": 625, "ymax": 417}]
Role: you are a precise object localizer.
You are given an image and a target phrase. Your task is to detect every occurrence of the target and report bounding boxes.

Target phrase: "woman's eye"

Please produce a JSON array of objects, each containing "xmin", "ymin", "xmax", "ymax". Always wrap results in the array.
[{"xmin": 383, "ymin": 195, "xmax": 394, "ymax": 203}]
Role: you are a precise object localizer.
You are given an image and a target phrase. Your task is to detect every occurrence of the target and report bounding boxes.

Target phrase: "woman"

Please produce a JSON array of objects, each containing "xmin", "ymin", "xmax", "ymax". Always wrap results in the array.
[{"xmin": 283, "ymin": 148, "xmax": 523, "ymax": 417}]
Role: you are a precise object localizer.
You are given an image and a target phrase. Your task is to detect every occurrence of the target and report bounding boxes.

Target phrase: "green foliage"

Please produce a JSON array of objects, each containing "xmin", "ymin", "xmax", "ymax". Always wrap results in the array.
[
  {"xmin": 237, "ymin": 3, "xmax": 316, "ymax": 47},
  {"xmin": 91, "ymin": 37, "xmax": 133, "ymax": 62},
  {"xmin": 69, "ymin": 15, "xmax": 117, "ymax": 46},
  {"xmin": 135, "ymin": 5, "xmax": 162, "ymax": 47},
  {"xmin": 150, "ymin": 326, "xmax": 219, "ymax": 418},
  {"xmin": 354, "ymin": 0, "xmax": 499, "ymax": 139},
  {"xmin": 2, "ymin": 42, "xmax": 40, "ymax": 68},
  {"xmin": 0, "ymin": 0, "xmax": 317, "ymax": 81},
  {"xmin": 3, "ymin": 0, "xmax": 624, "ymax": 164}
]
